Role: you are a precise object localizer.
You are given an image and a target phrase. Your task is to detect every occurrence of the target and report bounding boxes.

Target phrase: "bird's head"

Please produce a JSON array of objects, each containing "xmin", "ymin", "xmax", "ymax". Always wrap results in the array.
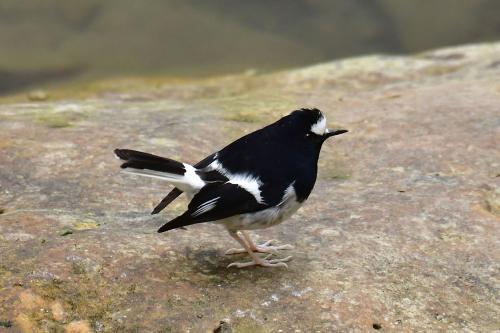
[{"xmin": 278, "ymin": 108, "xmax": 348, "ymax": 146}]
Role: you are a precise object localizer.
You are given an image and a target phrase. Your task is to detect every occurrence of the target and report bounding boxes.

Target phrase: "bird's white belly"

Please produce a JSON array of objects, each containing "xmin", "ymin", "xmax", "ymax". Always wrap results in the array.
[{"xmin": 219, "ymin": 192, "xmax": 303, "ymax": 231}]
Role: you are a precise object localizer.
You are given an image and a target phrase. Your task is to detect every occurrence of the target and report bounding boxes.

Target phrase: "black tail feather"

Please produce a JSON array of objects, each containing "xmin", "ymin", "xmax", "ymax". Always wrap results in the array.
[
  {"xmin": 151, "ymin": 188, "xmax": 183, "ymax": 215},
  {"xmin": 157, "ymin": 212, "xmax": 196, "ymax": 233},
  {"xmin": 114, "ymin": 149, "xmax": 185, "ymax": 175}
]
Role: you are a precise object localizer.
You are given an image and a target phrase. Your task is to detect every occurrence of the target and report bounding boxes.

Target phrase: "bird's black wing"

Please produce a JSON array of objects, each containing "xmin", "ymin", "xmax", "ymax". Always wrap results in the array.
[
  {"xmin": 151, "ymin": 187, "xmax": 183, "ymax": 215},
  {"xmin": 151, "ymin": 152, "xmax": 218, "ymax": 215},
  {"xmin": 157, "ymin": 182, "xmax": 267, "ymax": 232}
]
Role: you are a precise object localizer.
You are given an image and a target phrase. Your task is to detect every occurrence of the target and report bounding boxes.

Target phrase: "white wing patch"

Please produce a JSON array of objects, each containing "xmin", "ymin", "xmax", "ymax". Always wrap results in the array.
[
  {"xmin": 279, "ymin": 181, "xmax": 296, "ymax": 206},
  {"xmin": 310, "ymin": 115, "xmax": 326, "ymax": 135},
  {"xmin": 192, "ymin": 196, "xmax": 220, "ymax": 217},
  {"xmin": 208, "ymin": 159, "xmax": 228, "ymax": 175},
  {"xmin": 208, "ymin": 159, "xmax": 265, "ymax": 204},
  {"xmin": 228, "ymin": 174, "xmax": 264, "ymax": 204}
]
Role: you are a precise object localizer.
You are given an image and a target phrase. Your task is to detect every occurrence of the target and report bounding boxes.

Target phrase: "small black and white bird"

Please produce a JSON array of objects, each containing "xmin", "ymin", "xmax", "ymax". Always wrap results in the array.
[{"xmin": 114, "ymin": 108, "xmax": 347, "ymax": 268}]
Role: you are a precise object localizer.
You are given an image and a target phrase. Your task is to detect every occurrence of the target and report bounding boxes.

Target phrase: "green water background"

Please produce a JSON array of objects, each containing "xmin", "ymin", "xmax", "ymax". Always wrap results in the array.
[{"xmin": 1, "ymin": 0, "xmax": 500, "ymax": 94}]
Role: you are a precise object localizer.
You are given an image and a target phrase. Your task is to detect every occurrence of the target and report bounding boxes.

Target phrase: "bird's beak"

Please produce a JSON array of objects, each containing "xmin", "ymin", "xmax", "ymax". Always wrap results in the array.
[{"xmin": 324, "ymin": 128, "xmax": 348, "ymax": 139}]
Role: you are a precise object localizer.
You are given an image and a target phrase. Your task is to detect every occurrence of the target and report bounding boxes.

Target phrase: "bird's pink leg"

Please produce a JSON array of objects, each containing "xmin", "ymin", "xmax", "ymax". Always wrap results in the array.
[
  {"xmin": 225, "ymin": 231, "xmax": 294, "ymax": 255},
  {"xmin": 226, "ymin": 231, "xmax": 291, "ymax": 268}
]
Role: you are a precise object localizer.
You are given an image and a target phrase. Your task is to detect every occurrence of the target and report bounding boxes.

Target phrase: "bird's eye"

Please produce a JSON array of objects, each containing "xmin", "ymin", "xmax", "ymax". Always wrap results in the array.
[{"xmin": 305, "ymin": 132, "xmax": 312, "ymax": 138}]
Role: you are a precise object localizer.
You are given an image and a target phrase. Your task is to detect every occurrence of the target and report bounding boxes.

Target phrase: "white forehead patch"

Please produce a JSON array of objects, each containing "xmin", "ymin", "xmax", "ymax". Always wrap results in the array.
[{"xmin": 310, "ymin": 115, "xmax": 326, "ymax": 135}]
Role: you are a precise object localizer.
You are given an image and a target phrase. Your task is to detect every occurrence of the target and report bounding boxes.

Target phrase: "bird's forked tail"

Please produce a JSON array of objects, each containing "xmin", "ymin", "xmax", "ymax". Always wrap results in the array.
[{"xmin": 114, "ymin": 149, "xmax": 205, "ymax": 193}]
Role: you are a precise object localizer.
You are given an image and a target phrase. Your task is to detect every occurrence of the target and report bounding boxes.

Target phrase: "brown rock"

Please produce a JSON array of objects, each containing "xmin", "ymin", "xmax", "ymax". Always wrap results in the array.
[
  {"xmin": 65, "ymin": 320, "xmax": 93, "ymax": 333},
  {"xmin": 51, "ymin": 301, "xmax": 66, "ymax": 322},
  {"xmin": 17, "ymin": 290, "xmax": 46, "ymax": 311},
  {"xmin": 0, "ymin": 42, "xmax": 499, "ymax": 332},
  {"xmin": 14, "ymin": 314, "xmax": 35, "ymax": 333}
]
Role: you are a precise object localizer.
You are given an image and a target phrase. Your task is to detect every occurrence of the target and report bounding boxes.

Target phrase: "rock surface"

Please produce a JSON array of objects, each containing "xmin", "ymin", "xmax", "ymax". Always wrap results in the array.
[{"xmin": 1, "ymin": 43, "xmax": 499, "ymax": 332}]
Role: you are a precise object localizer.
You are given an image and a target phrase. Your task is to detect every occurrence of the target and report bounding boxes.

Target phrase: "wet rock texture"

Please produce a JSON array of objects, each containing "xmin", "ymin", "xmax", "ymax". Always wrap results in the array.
[{"xmin": 1, "ymin": 43, "xmax": 499, "ymax": 332}]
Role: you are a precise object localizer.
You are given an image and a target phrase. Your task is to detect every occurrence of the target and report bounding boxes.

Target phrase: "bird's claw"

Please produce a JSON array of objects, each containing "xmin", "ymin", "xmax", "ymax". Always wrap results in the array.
[
  {"xmin": 270, "ymin": 244, "xmax": 294, "ymax": 250},
  {"xmin": 225, "ymin": 248, "xmax": 246, "ymax": 255},
  {"xmin": 261, "ymin": 239, "xmax": 277, "ymax": 246},
  {"xmin": 227, "ymin": 255, "xmax": 292, "ymax": 269},
  {"xmin": 224, "ymin": 241, "xmax": 294, "ymax": 255}
]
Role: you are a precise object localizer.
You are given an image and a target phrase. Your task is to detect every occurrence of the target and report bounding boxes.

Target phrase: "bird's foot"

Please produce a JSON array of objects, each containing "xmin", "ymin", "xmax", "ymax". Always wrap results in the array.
[
  {"xmin": 225, "ymin": 239, "xmax": 294, "ymax": 255},
  {"xmin": 227, "ymin": 255, "xmax": 292, "ymax": 269}
]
